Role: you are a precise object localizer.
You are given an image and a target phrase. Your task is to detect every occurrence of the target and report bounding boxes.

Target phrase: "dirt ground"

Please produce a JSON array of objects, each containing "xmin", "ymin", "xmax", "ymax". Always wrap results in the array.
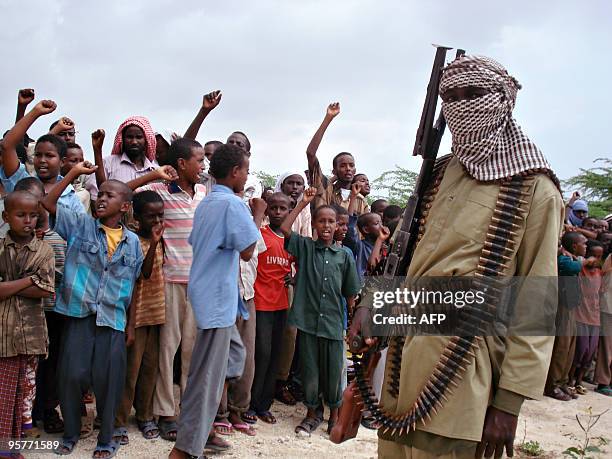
[{"xmin": 27, "ymin": 381, "xmax": 611, "ymax": 459}]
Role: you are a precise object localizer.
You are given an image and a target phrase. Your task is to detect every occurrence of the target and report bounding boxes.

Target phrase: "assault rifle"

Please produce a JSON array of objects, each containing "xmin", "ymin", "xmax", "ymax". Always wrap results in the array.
[{"xmin": 331, "ymin": 45, "xmax": 465, "ymax": 445}]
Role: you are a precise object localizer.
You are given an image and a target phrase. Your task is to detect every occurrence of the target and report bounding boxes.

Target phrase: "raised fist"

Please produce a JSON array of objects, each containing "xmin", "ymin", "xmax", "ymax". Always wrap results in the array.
[
  {"xmin": 18, "ymin": 88, "xmax": 35, "ymax": 106},
  {"xmin": 327, "ymin": 102, "xmax": 340, "ymax": 118}
]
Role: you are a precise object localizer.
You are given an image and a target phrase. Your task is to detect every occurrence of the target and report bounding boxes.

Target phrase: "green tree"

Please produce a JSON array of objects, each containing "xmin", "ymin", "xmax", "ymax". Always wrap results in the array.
[
  {"xmin": 564, "ymin": 158, "xmax": 611, "ymax": 218},
  {"xmin": 370, "ymin": 165, "xmax": 418, "ymax": 206},
  {"xmin": 254, "ymin": 171, "xmax": 279, "ymax": 189}
]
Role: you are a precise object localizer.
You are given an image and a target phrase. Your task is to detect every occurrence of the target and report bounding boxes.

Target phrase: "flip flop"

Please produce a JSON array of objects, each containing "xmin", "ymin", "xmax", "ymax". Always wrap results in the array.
[
  {"xmin": 595, "ymin": 386, "xmax": 612, "ymax": 396},
  {"xmin": 295, "ymin": 416, "xmax": 322, "ymax": 437},
  {"xmin": 205, "ymin": 435, "xmax": 231, "ymax": 452},
  {"xmin": 137, "ymin": 420, "xmax": 160, "ymax": 440},
  {"xmin": 545, "ymin": 387, "xmax": 571, "ymax": 401},
  {"xmin": 256, "ymin": 411, "xmax": 276, "ymax": 424},
  {"xmin": 241, "ymin": 410, "xmax": 257, "ymax": 424},
  {"xmin": 112, "ymin": 427, "xmax": 129, "ymax": 446},
  {"xmin": 44, "ymin": 409, "xmax": 65, "ymax": 434},
  {"xmin": 575, "ymin": 384, "xmax": 588, "ymax": 395},
  {"xmin": 213, "ymin": 421, "xmax": 234, "ymax": 436},
  {"xmin": 158, "ymin": 419, "xmax": 178, "ymax": 442},
  {"xmin": 232, "ymin": 422, "xmax": 256, "ymax": 436},
  {"xmin": 53, "ymin": 438, "xmax": 77, "ymax": 455},
  {"xmin": 92, "ymin": 441, "xmax": 119, "ymax": 459}
]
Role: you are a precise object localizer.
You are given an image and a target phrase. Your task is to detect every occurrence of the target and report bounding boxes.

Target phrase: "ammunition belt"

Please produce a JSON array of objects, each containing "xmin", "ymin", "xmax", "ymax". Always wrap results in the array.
[{"xmin": 351, "ymin": 171, "xmax": 534, "ymax": 437}]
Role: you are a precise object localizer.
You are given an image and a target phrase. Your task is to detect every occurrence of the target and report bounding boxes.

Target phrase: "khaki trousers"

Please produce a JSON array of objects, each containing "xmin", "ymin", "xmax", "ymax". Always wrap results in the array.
[
  {"xmin": 153, "ymin": 283, "xmax": 197, "ymax": 417},
  {"xmin": 115, "ymin": 325, "xmax": 160, "ymax": 426},
  {"xmin": 379, "ymin": 439, "xmax": 476, "ymax": 459},
  {"xmin": 595, "ymin": 312, "xmax": 612, "ymax": 385},
  {"xmin": 545, "ymin": 304, "xmax": 576, "ymax": 391}
]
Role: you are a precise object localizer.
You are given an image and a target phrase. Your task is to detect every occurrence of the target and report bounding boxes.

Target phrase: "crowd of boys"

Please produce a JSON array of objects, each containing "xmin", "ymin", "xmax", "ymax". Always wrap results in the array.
[{"xmin": 0, "ymin": 80, "xmax": 610, "ymax": 459}]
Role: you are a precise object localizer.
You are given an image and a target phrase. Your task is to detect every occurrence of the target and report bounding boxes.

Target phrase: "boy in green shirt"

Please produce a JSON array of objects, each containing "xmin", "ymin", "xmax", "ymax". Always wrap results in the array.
[{"xmin": 280, "ymin": 188, "xmax": 360, "ymax": 437}]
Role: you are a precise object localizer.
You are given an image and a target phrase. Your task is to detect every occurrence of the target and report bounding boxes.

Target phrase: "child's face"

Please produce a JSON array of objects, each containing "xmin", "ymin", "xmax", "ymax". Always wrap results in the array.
[
  {"xmin": 383, "ymin": 214, "xmax": 400, "ymax": 229},
  {"xmin": 334, "ymin": 214, "xmax": 349, "ymax": 242},
  {"xmin": 61, "ymin": 147, "xmax": 84, "ymax": 176},
  {"xmin": 362, "ymin": 213, "xmax": 383, "ymax": 238},
  {"xmin": 204, "ymin": 143, "xmax": 217, "ymax": 161},
  {"xmin": 2, "ymin": 198, "xmax": 39, "ymax": 238},
  {"xmin": 314, "ymin": 208, "xmax": 337, "ymax": 243},
  {"xmin": 123, "ymin": 125, "xmax": 146, "ymax": 160},
  {"xmin": 230, "ymin": 157, "xmax": 250, "ymax": 193},
  {"xmin": 333, "ymin": 154, "xmax": 356, "ymax": 183},
  {"xmin": 179, "ymin": 146, "xmax": 205, "ymax": 185},
  {"xmin": 136, "ymin": 201, "xmax": 164, "ymax": 233},
  {"xmin": 34, "ymin": 141, "xmax": 62, "ymax": 181},
  {"xmin": 572, "ymin": 235, "xmax": 588, "ymax": 258},
  {"xmin": 353, "ymin": 175, "xmax": 370, "ymax": 196},
  {"xmin": 266, "ymin": 196, "xmax": 291, "ymax": 227},
  {"xmin": 582, "ymin": 218, "xmax": 598, "ymax": 231},
  {"xmin": 589, "ymin": 246, "xmax": 604, "ymax": 261},
  {"xmin": 281, "ymin": 175, "xmax": 305, "ymax": 201},
  {"xmin": 155, "ymin": 135, "xmax": 170, "ymax": 165},
  {"xmin": 95, "ymin": 182, "xmax": 129, "ymax": 219},
  {"xmin": 372, "ymin": 202, "xmax": 389, "ymax": 218}
]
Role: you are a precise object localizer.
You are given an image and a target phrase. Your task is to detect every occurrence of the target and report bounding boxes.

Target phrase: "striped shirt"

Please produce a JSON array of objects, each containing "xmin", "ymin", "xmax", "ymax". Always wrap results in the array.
[
  {"xmin": 52, "ymin": 206, "xmax": 144, "ymax": 332},
  {"xmin": 0, "ymin": 234, "xmax": 55, "ymax": 357},
  {"xmin": 132, "ymin": 237, "xmax": 166, "ymax": 328},
  {"xmin": 41, "ymin": 229, "xmax": 66, "ymax": 311},
  {"xmin": 141, "ymin": 182, "xmax": 206, "ymax": 283}
]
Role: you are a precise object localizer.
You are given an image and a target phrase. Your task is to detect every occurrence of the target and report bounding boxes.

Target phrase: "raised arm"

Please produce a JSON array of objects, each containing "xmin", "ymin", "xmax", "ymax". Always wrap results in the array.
[
  {"xmin": 280, "ymin": 187, "xmax": 316, "ymax": 238},
  {"xmin": 49, "ymin": 117, "xmax": 74, "ymax": 136},
  {"xmin": 41, "ymin": 161, "xmax": 97, "ymax": 215},
  {"xmin": 126, "ymin": 165, "xmax": 178, "ymax": 191},
  {"xmin": 184, "ymin": 90, "xmax": 222, "ymax": 140},
  {"xmin": 16, "ymin": 88, "xmax": 35, "ymax": 124},
  {"xmin": 2, "ymin": 100, "xmax": 57, "ymax": 177},
  {"xmin": 249, "ymin": 197, "xmax": 268, "ymax": 229},
  {"xmin": 306, "ymin": 102, "xmax": 340, "ymax": 173},
  {"xmin": 368, "ymin": 226, "xmax": 390, "ymax": 272},
  {"xmin": 141, "ymin": 223, "xmax": 164, "ymax": 279},
  {"xmin": 91, "ymin": 129, "xmax": 107, "ymax": 188}
]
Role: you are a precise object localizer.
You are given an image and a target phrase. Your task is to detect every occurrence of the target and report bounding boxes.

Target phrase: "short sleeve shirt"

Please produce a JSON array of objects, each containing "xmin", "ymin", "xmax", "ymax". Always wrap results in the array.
[
  {"xmin": 285, "ymin": 232, "xmax": 361, "ymax": 340},
  {"xmin": 132, "ymin": 237, "xmax": 166, "ymax": 328},
  {"xmin": 254, "ymin": 226, "xmax": 292, "ymax": 311},
  {"xmin": 187, "ymin": 184, "xmax": 259, "ymax": 329},
  {"xmin": 0, "ymin": 234, "xmax": 55, "ymax": 357}
]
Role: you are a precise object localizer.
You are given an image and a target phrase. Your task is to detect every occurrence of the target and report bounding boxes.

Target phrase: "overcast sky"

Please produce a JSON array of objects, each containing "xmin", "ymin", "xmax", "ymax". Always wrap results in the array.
[{"xmin": 1, "ymin": 0, "xmax": 610, "ymax": 191}]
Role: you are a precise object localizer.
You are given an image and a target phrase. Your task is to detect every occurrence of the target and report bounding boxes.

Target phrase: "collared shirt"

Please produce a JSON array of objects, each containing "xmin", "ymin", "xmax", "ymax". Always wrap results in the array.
[
  {"xmin": 344, "ymin": 214, "xmax": 375, "ymax": 281},
  {"xmin": 52, "ymin": 205, "xmax": 144, "ymax": 331},
  {"xmin": 239, "ymin": 236, "xmax": 266, "ymax": 301},
  {"xmin": 308, "ymin": 157, "xmax": 369, "ymax": 215},
  {"xmin": 140, "ymin": 182, "xmax": 206, "ymax": 283},
  {"xmin": 0, "ymin": 234, "xmax": 55, "ymax": 357},
  {"xmin": 285, "ymin": 232, "xmax": 361, "ymax": 340},
  {"xmin": 132, "ymin": 236, "xmax": 166, "ymax": 328},
  {"xmin": 188, "ymin": 184, "xmax": 260, "ymax": 330},
  {"xmin": 0, "ymin": 164, "xmax": 85, "ymax": 214},
  {"xmin": 86, "ymin": 153, "xmax": 159, "ymax": 200},
  {"xmin": 41, "ymin": 229, "xmax": 67, "ymax": 311}
]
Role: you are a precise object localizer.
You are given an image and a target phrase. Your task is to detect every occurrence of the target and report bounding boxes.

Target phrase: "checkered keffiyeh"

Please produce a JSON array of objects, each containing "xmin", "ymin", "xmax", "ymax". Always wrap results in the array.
[
  {"xmin": 439, "ymin": 55, "xmax": 555, "ymax": 183},
  {"xmin": 111, "ymin": 116, "xmax": 157, "ymax": 162}
]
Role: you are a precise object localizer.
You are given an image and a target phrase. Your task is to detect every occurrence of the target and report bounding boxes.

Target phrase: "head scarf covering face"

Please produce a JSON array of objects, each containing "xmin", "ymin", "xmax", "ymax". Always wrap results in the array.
[
  {"xmin": 568, "ymin": 199, "xmax": 588, "ymax": 226},
  {"xmin": 111, "ymin": 116, "xmax": 157, "ymax": 162},
  {"xmin": 439, "ymin": 55, "xmax": 554, "ymax": 182},
  {"xmin": 274, "ymin": 171, "xmax": 308, "ymax": 201}
]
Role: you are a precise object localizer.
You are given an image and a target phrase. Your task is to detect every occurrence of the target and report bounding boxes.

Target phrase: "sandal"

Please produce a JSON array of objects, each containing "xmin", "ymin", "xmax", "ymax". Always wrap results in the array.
[
  {"xmin": 545, "ymin": 386, "xmax": 571, "ymax": 401},
  {"xmin": 561, "ymin": 385, "xmax": 578, "ymax": 399},
  {"xmin": 137, "ymin": 420, "xmax": 160, "ymax": 440},
  {"xmin": 112, "ymin": 427, "xmax": 129, "ymax": 446},
  {"xmin": 44, "ymin": 409, "xmax": 65, "ymax": 434},
  {"xmin": 54, "ymin": 438, "xmax": 77, "ymax": 455},
  {"xmin": 213, "ymin": 421, "xmax": 234, "ymax": 436},
  {"xmin": 275, "ymin": 383, "xmax": 297, "ymax": 406},
  {"xmin": 256, "ymin": 411, "xmax": 276, "ymax": 424},
  {"xmin": 158, "ymin": 419, "xmax": 178, "ymax": 442},
  {"xmin": 595, "ymin": 385, "xmax": 612, "ymax": 396},
  {"xmin": 295, "ymin": 416, "xmax": 323, "ymax": 437},
  {"xmin": 241, "ymin": 410, "xmax": 257, "ymax": 425},
  {"xmin": 205, "ymin": 434, "xmax": 230, "ymax": 452},
  {"xmin": 232, "ymin": 422, "xmax": 256, "ymax": 436},
  {"xmin": 360, "ymin": 415, "xmax": 380, "ymax": 430},
  {"xmin": 575, "ymin": 384, "xmax": 588, "ymax": 395},
  {"xmin": 92, "ymin": 441, "xmax": 119, "ymax": 459}
]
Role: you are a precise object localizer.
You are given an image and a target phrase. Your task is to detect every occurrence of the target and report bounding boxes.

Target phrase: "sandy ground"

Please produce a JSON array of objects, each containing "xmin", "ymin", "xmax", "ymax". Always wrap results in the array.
[{"xmin": 27, "ymin": 381, "xmax": 611, "ymax": 459}]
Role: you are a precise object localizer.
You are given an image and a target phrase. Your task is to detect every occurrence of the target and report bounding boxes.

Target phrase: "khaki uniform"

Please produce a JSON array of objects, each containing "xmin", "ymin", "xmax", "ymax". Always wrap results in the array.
[{"xmin": 379, "ymin": 157, "xmax": 563, "ymax": 456}]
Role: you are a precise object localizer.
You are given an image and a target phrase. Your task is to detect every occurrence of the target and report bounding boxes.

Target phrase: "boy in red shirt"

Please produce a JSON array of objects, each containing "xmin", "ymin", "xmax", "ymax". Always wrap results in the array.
[{"xmin": 248, "ymin": 193, "xmax": 293, "ymax": 424}]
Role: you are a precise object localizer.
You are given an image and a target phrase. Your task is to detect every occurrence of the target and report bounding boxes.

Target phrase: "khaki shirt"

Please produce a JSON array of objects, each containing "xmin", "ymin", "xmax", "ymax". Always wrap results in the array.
[
  {"xmin": 380, "ymin": 156, "xmax": 563, "ymax": 445},
  {"xmin": 0, "ymin": 234, "xmax": 55, "ymax": 357},
  {"xmin": 308, "ymin": 157, "xmax": 369, "ymax": 215}
]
